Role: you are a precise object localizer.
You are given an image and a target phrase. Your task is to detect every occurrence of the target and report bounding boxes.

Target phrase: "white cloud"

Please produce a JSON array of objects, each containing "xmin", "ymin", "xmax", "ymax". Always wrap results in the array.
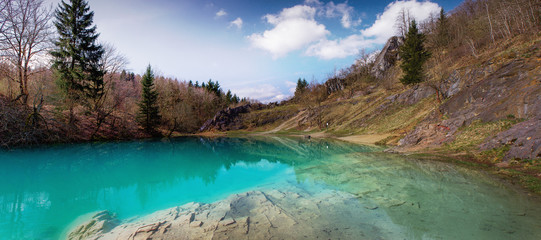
[
  {"xmin": 324, "ymin": 2, "xmax": 359, "ymax": 29},
  {"xmin": 215, "ymin": 9, "xmax": 227, "ymax": 18},
  {"xmin": 230, "ymin": 17, "xmax": 243, "ymax": 29},
  {"xmin": 248, "ymin": 5, "xmax": 329, "ymax": 59},
  {"xmin": 361, "ymin": 0, "xmax": 440, "ymax": 42},
  {"xmin": 250, "ymin": 0, "xmax": 440, "ymax": 60},
  {"xmin": 307, "ymin": 0, "xmax": 440, "ymax": 59},
  {"xmin": 306, "ymin": 35, "xmax": 378, "ymax": 59},
  {"xmin": 285, "ymin": 80, "xmax": 297, "ymax": 94},
  {"xmin": 234, "ymin": 84, "xmax": 288, "ymax": 103},
  {"xmin": 304, "ymin": 0, "xmax": 323, "ymax": 5}
]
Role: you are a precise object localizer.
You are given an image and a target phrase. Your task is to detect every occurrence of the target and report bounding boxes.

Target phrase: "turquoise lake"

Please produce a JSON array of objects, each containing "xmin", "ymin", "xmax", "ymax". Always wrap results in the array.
[{"xmin": 1, "ymin": 137, "xmax": 541, "ymax": 239}]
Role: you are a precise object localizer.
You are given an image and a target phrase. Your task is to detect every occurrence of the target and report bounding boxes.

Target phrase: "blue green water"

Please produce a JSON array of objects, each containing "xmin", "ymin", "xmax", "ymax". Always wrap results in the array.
[{"xmin": 1, "ymin": 137, "xmax": 540, "ymax": 239}]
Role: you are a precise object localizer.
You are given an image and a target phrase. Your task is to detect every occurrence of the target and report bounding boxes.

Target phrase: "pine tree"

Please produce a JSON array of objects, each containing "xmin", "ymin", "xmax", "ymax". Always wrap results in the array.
[
  {"xmin": 436, "ymin": 9, "xmax": 450, "ymax": 47},
  {"xmin": 204, "ymin": 79, "xmax": 222, "ymax": 97},
  {"xmin": 50, "ymin": 0, "xmax": 105, "ymax": 108},
  {"xmin": 225, "ymin": 90, "xmax": 233, "ymax": 105},
  {"xmin": 294, "ymin": 78, "xmax": 308, "ymax": 97},
  {"xmin": 137, "ymin": 65, "xmax": 160, "ymax": 133},
  {"xmin": 399, "ymin": 20, "xmax": 430, "ymax": 85}
]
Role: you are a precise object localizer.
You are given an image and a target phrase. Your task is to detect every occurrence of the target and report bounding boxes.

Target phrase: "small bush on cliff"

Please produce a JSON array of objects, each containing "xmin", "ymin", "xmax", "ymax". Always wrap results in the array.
[{"xmin": 399, "ymin": 20, "xmax": 430, "ymax": 85}]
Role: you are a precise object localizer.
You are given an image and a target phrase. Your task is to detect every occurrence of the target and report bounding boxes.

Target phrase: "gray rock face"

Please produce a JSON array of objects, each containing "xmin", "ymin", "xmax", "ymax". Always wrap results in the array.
[
  {"xmin": 395, "ymin": 85, "xmax": 436, "ymax": 105},
  {"xmin": 399, "ymin": 58, "xmax": 541, "ymax": 153},
  {"xmin": 199, "ymin": 103, "xmax": 265, "ymax": 132},
  {"xmin": 480, "ymin": 119, "xmax": 541, "ymax": 160},
  {"xmin": 324, "ymin": 77, "xmax": 346, "ymax": 94},
  {"xmin": 384, "ymin": 84, "xmax": 436, "ymax": 111},
  {"xmin": 440, "ymin": 60, "xmax": 541, "ymax": 122},
  {"xmin": 441, "ymin": 71, "xmax": 462, "ymax": 98},
  {"xmin": 371, "ymin": 36, "xmax": 403, "ymax": 79}
]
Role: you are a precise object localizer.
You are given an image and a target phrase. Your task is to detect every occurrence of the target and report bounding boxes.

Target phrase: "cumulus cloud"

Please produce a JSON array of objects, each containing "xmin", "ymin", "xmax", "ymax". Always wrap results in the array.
[
  {"xmin": 307, "ymin": 0, "xmax": 440, "ymax": 59},
  {"xmin": 248, "ymin": 5, "xmax": 329, "ymax": 58},
  {"xmin": 304, "ymin": 0, "xmax": 360, "ymax": 29},
  {"xmin": 250, "ymin": 0, "xmax": 440, "ymax": 60},
  {"xmin": 304, "ymin": 0, "xmax": 322, "ymax": 5},
  {"xmin": 285, "ymin": 80, "xmax": 297, "ymax": 94},
  {"xmin": 215, "ymin": 9, "xmax": 227, "ymax": 18},
  {"xmin": 361, "ymin": 0, "xmax": 440, "ymax": 42},
  {"xmin": 306, "ymin": 35, "xmax": 378, "ymax": 59},
  {"xmin": 234, "ymin": 84, "xmax": 289, "ymax": 103},
  {"xmin": 230, "ymin": 17, "xmax": 243, "ymax": 29},
  {"xmin": 323, "ymin": 2, "xmax": 359, "ymax": 29}
]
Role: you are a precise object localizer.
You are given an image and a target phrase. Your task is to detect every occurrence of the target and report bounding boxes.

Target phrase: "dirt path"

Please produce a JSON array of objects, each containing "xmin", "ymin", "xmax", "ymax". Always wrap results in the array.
[
  {"xmin": 263, "ymin": 110, "xmax": 307, "ymax": 134},
  {"xmin": 337, "ymin": 134, "xmax": 392, "ymax": 145}
]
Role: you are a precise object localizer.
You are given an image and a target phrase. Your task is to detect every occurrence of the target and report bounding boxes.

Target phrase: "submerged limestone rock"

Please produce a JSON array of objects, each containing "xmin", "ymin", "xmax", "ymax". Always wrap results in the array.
[
  {"xmin": 67, "ymin": 186, "xmax": 402, "ymax": 240},
  {"xmin": 68, "ymin": 211, "xmax": 119, "ymax": 240}
]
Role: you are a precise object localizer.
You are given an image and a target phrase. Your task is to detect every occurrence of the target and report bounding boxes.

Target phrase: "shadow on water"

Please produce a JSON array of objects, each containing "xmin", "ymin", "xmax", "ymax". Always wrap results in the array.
[{"xmin": 0, "ymin": 136, "xmax": 540, "ymax": 239}]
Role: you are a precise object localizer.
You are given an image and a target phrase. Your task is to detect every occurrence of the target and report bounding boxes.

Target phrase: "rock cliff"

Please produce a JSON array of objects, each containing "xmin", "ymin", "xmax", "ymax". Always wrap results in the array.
[
  {"xmin": 371, "ymin": 36, "xmax": 403, "ymax": 79},
  {"xmin": 199, "ymin": 104, "xmax": 265, "ymax": 132}
]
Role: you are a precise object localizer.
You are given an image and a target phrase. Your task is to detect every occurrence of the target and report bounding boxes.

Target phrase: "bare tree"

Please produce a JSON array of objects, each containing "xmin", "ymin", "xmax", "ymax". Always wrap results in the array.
[
  {"xmin": 0, "ymin": 0, "xmax": 52, "ymax": 105},
  {"xmin": 88, "ymin": 43, "xmax": 129, "ymax": 138},
  {"xmin": 0, "ymin": 0, "xmax": 8, "ymax": 33},
  {"xmin": 395, "ymin": 8, "xmax": 411, "ymax": 38},
  {"xmin": 100, "ymin": 42, "xmax": 129, "ymax": 74}
]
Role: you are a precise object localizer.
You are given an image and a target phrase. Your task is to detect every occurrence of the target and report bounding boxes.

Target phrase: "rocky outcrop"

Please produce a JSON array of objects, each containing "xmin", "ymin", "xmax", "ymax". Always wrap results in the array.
[
  {"xmin": 199, "ymin": 104, "xmax": 265, "ymax": 132},
  {"xmin": 371, "ymin": 36, "xmax": 403, "ymax": 79},
  {"xmin": 385, "ymin": 84, "xmax": 436, "ymax": 105},
  {"xmin": 480, "ymin": 119, "xmax": 541, "ymax": 160},
  {"xmin": 399, "ymin": 57, "xmax": 541, "ymax": 151},
  {"xmin": 324, "ymin": 77, "xmax": 346, "ymax": 94},
  {"xmin": 439, "ymin": 59, "xmax": 541, "ymax": 122}
]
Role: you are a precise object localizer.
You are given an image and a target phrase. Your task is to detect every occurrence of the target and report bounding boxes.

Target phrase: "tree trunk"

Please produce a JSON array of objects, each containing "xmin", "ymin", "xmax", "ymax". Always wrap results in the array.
[{"xmin": 486, "ymin": 3, "xmax": 496, "ymax": 45}]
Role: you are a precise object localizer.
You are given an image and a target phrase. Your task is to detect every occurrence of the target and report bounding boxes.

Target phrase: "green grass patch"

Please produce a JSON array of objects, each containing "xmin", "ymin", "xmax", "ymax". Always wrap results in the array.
[
  {"xmin": 479, "ymin": 145, "xmax": 511, "ymax": 163},
  {"xmin": 360, "ymin": 96, "xmax": 436, "ymax": 134},
  {"xmin": 446, "ymin": 118, "xmax": 520, "ymax": 152},
  {"xmin": 499, "ymin": 168, "xmax": 541, "ymax": 194}
]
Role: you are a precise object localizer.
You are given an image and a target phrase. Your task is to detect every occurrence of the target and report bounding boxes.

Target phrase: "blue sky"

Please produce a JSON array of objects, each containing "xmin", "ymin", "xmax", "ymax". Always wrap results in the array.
[{"xmin": 45, "ymin": 0, "xmax": 462, "ymax": 102}]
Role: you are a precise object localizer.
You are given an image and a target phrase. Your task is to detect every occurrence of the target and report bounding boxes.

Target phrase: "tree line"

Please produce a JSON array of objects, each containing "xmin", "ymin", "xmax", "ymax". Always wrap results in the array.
[{"xmin": 0, "ymin": 0, "xmax": 245, "ymax": 146}]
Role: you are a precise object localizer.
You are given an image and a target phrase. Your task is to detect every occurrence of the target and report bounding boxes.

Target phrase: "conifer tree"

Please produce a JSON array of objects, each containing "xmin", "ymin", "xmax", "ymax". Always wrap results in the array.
[
  {"xmin": 232, "ymin": 94, "xmax": 240, "ymax": 104},
  {"xmin": 399, "ymin": 20, "xmax": 430, "ymax": 85},
  {"xmin": 294, "ymin": 78, "xmax": 308, "ymax": 97},
  {"xmin": 436, "ymin": 9, "xmax": 450, "ymax": 47},
  {"xmin": 137, "ymin": 65, "xmax": 160, "ymax": 133},
  {"xmin": 225, "ymin": 90, "xmax": 233, "ymax": 105},
  {"xmin": 50, "ymin": 0, "xmax": 105, "ymax": 109}
]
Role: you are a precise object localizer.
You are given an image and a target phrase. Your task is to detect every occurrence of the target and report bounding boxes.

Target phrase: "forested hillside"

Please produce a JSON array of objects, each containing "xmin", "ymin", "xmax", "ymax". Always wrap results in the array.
[{"xmin": 0, "ymin": 0, "xmax": 247, "ymax": 146}]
